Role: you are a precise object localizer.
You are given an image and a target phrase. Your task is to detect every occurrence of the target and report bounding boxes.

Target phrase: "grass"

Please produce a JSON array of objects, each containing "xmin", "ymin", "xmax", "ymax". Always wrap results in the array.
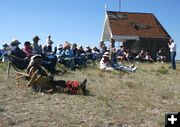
[
  {"xmin": 156, "ymin": 65, "xmax": 169, "ymax": 74},
  {"xmin": 0, "ymin": 62, "xmax": 180, "ymax": 127}
]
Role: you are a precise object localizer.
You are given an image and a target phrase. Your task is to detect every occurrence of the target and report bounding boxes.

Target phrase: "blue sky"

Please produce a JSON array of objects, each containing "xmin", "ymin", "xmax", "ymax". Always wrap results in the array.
[{"xmin": 0, "ymin": 0, "xmax": 179, "ymax": 59}]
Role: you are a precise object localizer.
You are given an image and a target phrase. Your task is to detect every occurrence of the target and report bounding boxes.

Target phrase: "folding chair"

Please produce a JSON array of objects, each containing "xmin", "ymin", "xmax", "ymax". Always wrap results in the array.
[{"xmin": 6, "ymin": 54, "xmax": 30, "ymax": 86}]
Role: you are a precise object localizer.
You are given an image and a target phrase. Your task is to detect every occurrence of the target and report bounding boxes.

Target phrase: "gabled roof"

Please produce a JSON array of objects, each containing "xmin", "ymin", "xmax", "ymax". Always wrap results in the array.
[{"xmin": 101, "ymin": 11, "xmax": 170, "ymax": 42}]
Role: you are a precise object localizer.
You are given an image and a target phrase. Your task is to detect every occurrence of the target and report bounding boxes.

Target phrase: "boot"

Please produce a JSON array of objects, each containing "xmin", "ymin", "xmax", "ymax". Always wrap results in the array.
[{"xmin": 79, "ymin": 79, "xmax": 87, "ymax": 94}]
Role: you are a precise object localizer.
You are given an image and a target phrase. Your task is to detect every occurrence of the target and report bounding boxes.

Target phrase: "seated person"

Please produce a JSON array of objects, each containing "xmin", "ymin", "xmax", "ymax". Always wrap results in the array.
[
  {"xmin": 1, "ymin": 43, "xmax": 10, "ymax": 62},
  {"xmin": 92, "ymin": 46, "xmax": 101, "ymax": 60},
  {"xmin": 100, "ymin": 52, "xmax": 138, "ymax": 72},
  {"xmin": 56, "ymin": 44, "xmax": 64, "ymax": 62},
  {"xmin": 60, "ymin": 42, "xmax": 76, "ymax": 70},
  {"xmin": 134, "ymin": 50, "xmax": 146, "ymax": 61},
  {"xmin": 32, "ymin": 36, "xmax": 43, "ymax": 55},
  {"xmin": 100, "ymin": 52, "xmax": 114, "ymax": 70},
  {"xmin": 23, "ymin": 41, "xmax": 34, "ymax": 59},
  {"xmin": 144, "ymin": 52, "xmax": 154, "ymax": 63},
  {"xmin": 156, "ymin": 49, "xmax": 166, "ymax": 63},
  {"xmin": 85, "ymin": 46, "xmax": 95, "ymax": 64},
  {"xmin": 76, "ymin": 45, "xmax": 87, "ymax": 67},
  {"xmin": 43, "ymin": 35, "xmax": 54, "ymax": 55},
  {"xmin": 110, "ymin": 48, "xmax": 117, "ymax": 67},
  {"xmin": 27, "ymin": 55, "xmax": 87, "ymax": 95},
  {"xmin": 116, "ymin": 45, "xmax": 126, "ymax": 63},
  {"xmin": 9, "ymin": 39, "xmax": 29, "ymax": 70}
]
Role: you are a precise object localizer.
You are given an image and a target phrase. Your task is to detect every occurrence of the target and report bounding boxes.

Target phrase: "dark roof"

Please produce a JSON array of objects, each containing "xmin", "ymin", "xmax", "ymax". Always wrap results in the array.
[{"xmin": 107, "ymin": 11, "xmax": 170, "ymax": 38}]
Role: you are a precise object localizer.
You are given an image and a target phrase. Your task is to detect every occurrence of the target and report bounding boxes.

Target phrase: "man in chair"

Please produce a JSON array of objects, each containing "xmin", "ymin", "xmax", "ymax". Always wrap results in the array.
[{"xmin": 9, "ymin": 39, "xmax": 29, "ymax": 70}]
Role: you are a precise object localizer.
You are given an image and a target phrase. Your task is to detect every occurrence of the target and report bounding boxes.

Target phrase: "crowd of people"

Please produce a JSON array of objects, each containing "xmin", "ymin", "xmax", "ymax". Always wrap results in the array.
[
  {"xmin": 0, "ymin": 36, "xmax": 175, "ymax": 69},
  {"xmin": 0, "ymin": 36, "xmax": 176, "ymax": 94},
  {"xmin": 0, "ymin": 36, "xmax": 171, "ymax": 70}
]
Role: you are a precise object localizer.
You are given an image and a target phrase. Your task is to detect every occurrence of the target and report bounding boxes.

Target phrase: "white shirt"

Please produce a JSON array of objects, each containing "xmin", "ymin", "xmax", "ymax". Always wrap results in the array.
[
  {"xmin": 100, "ymin": 57, "xmax": 113, "ymax": 70},
  {"xmin": 169, "ymin": 42, "xmax": 176, "ymax": 52}
]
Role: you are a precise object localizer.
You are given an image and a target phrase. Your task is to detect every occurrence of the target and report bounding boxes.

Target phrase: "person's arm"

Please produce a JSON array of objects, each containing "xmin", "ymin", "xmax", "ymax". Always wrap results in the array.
[{"xmin": 168, "ymin": 42, "xmax": 171, "ymax": 48}]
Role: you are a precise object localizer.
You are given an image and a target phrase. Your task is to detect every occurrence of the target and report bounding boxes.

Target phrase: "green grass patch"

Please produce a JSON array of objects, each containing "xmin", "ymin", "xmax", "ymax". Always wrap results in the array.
[
  {"xmin": 0, "ymin": 106, "xmax": 5, "ymax": 113},
  {"xmin": 157, "ymin": 66, "xmax": 169, "ymax": 74}
]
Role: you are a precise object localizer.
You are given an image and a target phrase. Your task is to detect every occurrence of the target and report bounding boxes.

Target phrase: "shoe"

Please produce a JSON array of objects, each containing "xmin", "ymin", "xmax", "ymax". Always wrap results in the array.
[
  {"xmin": 132, "ymin": 66, "xmax": 138, "ymax": 72},
  {"xmin": 80, "ymin": 79, "xmax": 87, "ymax": 94},
  {"xmin": 130, "ymin": 64, "xmax": 135, "ymax": 68}
]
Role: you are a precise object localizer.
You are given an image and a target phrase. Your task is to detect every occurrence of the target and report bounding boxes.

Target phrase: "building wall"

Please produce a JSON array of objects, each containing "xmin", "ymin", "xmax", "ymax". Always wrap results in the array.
[{"xmin": 124, "ymin": 38, "xmax": 170, "ymax": 61}]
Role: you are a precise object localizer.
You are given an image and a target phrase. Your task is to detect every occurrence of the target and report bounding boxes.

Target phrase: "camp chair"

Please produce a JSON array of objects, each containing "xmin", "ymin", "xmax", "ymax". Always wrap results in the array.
[
  {"xmin": 7, "ymin": 54, "xmax": 29, "ymax": 78},
  {"xmin": 6, "ymin": 54, "xmax": 31, "ymax": 87},
  {"xmin": 27, "ymin": 70, "xmax": 53, "ymax": 93}
]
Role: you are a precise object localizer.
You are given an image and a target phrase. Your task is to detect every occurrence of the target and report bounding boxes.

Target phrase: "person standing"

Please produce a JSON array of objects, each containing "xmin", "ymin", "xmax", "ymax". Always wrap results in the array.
[{"xmin": 168, "ymin": 38, "xmax": 176, "ymax": 70}]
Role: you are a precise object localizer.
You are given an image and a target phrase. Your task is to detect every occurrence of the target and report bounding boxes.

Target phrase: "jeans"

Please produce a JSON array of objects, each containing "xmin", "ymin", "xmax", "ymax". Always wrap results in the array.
[
  {"xmin": 114, "ymin": 64, "xmax": 133, "ymax": 72},
  {"xmin": 171, "ymin": 52, "xmax": 176, "ymax": 70}
]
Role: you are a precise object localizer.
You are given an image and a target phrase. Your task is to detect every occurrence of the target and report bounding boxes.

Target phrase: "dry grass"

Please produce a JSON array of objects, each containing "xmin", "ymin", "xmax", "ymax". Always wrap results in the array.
[{"xmin": 0, "ymin": 62, "xmax": 180, "ymax": 127}]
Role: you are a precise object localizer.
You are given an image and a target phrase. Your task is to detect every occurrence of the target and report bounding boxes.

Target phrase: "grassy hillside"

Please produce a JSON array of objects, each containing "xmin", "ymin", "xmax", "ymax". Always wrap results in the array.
[{"xmin": 0, "ymin": 62, "xmax": 180, "ymax": 127}]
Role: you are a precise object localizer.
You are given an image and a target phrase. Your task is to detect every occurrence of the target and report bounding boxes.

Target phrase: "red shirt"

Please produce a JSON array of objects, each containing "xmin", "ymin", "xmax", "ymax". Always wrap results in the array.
[{"xmin": 23, "ymin": 46, "xmax": 33, "ymax": 58}]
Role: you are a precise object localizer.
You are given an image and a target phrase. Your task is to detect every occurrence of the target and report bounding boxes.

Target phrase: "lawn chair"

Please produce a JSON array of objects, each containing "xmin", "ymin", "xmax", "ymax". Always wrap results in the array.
[
  {"xmin": 6, "ymin": 54, "xmax": 30, "ymax": 86},
  {"xmin": 27, "ymin": 70, "xmax": 53, "ymax": 93}
]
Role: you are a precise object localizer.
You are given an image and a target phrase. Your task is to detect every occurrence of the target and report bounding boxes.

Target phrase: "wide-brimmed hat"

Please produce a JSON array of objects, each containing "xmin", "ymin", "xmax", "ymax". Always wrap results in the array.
[
  {"xmin": 10, "ymin": 39, "xmax": 21, "ymax": 46},
  {"xmin": 33, "ymin": 36, "xmax": 40, "ymax": 41},
  {"xmin": 2, "ymin": 43, "xmax": 8, "ymax": 48},
  {"xmin": 103, "ymin": 52, "xmax": 110, "ymax": 57}
]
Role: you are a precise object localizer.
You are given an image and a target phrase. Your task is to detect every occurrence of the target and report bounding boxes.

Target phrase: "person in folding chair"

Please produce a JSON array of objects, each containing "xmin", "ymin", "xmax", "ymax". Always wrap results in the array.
[
  {"xmin": 27, "ymin": 54, "xmax": 88, "ymax": 95},
  {"xmin": 8, "ymin": 39, "xmax": 29, "ymax": 71}
]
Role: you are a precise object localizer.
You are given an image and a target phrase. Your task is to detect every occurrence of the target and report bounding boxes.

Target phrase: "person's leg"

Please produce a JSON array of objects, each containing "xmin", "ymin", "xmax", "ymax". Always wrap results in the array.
[
  {"xmin": 171, "ymin": 52, "xmax": 176, "ymax": 70},
  {"xmin": 52, "ymin": 80, "xmax": 67, "ymax": 88},
  {"xmin": 171, "ymin": 52, "xmax": 175, "ymax": 70},
  {"xmin": 41, "ymin": 61, "xmax": 53, "ymax": 72},
  {"xmin": 114, "ymin": 65, "xmax": 137, "ymax": 72},
  {"xmin": 120, "ymin": 65, "xmax": 133, "ymax": 72},
  {"xmin": 48, "ymin": 56, "xmax": 58, "ymax": 71}
]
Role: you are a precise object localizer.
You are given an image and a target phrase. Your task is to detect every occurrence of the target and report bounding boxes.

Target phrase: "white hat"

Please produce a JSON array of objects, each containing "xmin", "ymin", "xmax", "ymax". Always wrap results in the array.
[
  {"xmin": 58, "ymin": 44, "xmax": 63, "ymax": 49},
  {"xmin": 103, "ymin": 52, "xmax": 110, "ymax": 57},
  {"xmin": 77, "ymin": 45, "xmax": 83, "ymax": 49}
]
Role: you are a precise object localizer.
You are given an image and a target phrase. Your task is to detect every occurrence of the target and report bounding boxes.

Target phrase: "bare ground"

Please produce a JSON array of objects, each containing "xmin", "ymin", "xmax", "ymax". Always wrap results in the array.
[{"xmin": 0, "ymin": 62, "xmax": 180, "ymax": 127}]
